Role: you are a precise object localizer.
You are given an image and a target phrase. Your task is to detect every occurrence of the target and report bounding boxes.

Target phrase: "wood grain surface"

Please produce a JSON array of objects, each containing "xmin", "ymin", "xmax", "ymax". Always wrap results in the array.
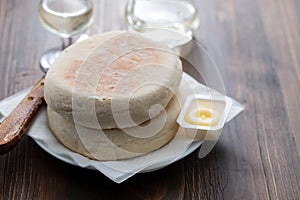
[{"xmin": 0, "ymin": 0, "xmax": 299, "ymax": 199}]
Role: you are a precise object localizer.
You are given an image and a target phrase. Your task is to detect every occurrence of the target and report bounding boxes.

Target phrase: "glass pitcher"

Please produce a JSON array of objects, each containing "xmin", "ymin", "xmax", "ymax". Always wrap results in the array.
[{"xmin": 125, "ymin": 0, "xmax": 200, "ymax": 37}]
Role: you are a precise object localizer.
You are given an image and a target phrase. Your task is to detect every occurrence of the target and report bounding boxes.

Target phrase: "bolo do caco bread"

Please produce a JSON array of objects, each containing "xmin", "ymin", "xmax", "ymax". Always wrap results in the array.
[{"xmin": 44, "ymin": 31, "xmax": 183, "ymax": 160}]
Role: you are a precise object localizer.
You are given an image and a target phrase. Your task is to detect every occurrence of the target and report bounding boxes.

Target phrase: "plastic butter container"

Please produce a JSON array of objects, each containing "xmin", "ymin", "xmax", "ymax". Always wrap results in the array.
[{"xmin": 177, "ymin": 94, "xmax": 233, "ymax": 140}]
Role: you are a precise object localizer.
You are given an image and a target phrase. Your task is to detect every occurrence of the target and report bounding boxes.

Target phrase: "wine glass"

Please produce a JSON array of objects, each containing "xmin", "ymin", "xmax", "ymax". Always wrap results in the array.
[{"xmin": 39, "ymin": 0, "xmax": 93, "ymax": 72}]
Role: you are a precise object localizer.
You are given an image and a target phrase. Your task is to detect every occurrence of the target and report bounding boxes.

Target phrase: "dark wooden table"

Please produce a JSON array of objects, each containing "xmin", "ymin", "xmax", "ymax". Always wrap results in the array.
[{"xmin": 0, "ymin": 0, "xmax": 299, "ymax": 199}]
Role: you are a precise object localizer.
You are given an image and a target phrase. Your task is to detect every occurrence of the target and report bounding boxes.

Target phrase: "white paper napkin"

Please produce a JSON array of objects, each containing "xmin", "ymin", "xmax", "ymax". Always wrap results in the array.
[{"xmin": 0, "ymin": 73, "xmax": 244, "ymax": 183}]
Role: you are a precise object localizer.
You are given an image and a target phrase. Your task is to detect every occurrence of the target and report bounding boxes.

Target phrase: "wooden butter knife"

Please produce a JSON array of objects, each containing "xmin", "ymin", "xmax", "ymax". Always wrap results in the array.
[{"xmin": 0, "ymin": 77, "xmax": 45, "ymax": 154}]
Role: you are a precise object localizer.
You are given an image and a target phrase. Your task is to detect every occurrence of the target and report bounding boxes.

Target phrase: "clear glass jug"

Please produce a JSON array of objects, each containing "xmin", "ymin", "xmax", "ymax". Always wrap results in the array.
[{"xmin": 125, "ymin": 0, "xmax": 200, "ymax": 37}]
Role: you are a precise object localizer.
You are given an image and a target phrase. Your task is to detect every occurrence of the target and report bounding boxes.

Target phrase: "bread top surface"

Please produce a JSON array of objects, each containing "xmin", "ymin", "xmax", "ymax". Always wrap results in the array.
[{"xmin": 46, "ymin": 31, "xmax": 182, "ymax": 98}]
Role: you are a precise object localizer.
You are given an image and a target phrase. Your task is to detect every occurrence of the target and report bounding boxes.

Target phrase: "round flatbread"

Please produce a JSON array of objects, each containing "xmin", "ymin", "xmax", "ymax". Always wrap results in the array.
[
  {"xmin": 44, "ymin": 31, "xmax": 182, "ymax": 129},
  {"xmin": 47, "ymin": 95, "xmax": 180, "ymax": 161}
]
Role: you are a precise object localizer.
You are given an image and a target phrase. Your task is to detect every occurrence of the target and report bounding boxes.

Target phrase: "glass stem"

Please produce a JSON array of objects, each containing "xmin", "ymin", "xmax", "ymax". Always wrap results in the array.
[{"xmin": 61, "ymin": 37, "xmax": 72, "ymax": 50}]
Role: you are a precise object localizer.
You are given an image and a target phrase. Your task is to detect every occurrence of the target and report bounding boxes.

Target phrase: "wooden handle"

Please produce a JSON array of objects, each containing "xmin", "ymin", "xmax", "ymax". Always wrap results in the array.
[{"xmin": 0, "ymin": 77, "xmax": 45, "ymax": 154}]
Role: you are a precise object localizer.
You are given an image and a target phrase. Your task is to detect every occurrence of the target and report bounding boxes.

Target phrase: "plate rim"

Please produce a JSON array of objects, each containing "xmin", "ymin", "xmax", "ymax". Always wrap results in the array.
[{"xmin": 33, "ymin": 136, "xmax": 203, "ymax": 173}]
